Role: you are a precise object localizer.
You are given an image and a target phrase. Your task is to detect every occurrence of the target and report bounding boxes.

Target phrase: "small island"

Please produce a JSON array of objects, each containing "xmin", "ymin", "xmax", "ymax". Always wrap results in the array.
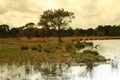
[{"xmin": 0, "ymin": 38, "xmax": 106, "ymax": 65}]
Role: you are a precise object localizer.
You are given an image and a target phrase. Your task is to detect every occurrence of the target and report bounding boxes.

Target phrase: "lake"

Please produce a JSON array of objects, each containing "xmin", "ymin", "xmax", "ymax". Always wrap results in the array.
[{"xmin": 0, "ymin": 40, "xmax": 120, "ymax": 80}]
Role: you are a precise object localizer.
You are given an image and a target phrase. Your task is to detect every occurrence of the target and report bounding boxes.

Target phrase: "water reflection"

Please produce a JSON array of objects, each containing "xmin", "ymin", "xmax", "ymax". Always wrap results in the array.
[
  {"xmin": 0, "ymin": 62, "xmax": 120, "ymax": 80},
  {"xmin": 0, "ymin": 63, "xmax": 74, "ymax": 80}
]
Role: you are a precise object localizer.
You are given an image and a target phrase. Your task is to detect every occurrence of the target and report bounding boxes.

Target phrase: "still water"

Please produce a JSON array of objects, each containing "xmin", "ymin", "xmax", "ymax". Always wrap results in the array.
[{"xmin": 0, "ymin": 40, "xmax": 120, "ymax": 80}]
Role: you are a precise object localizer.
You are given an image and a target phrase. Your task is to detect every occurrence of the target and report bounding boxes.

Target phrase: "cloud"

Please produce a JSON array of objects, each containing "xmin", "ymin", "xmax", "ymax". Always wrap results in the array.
[
  {"xmin": 0, "ymin": 1, "xmax": 7, "ymax": 14},
  {"xmin": 4, "ymin": 0, "xmax": 35, "ymax": 12},
  {"xmin": 0, "ymin": 0, "xmax": 42, "ymax": 27},
  {"xmin": 0, "ymin": 0, "xmax": 120, "ymax": 29}
]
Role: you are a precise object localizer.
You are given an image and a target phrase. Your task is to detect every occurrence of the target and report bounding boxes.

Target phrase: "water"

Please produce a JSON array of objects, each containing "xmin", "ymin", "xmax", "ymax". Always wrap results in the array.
[{"xmin": 0, "ymin": 40, "xmax": 120, "ymax": 80}]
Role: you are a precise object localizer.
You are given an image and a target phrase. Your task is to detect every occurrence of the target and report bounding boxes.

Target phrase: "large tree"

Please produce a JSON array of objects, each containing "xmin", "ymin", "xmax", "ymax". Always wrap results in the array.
[{"xmin": 38, "ymin": 8, "xmax": 74, "ymax": 42}]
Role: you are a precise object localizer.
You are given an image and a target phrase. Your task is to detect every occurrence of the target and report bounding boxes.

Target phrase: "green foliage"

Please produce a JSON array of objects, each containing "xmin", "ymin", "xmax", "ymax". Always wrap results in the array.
[
  {"xmin": 1, "ymin": 23, "xmax": 120, "ymax": 38},
  {"xmin": 86, "ymin": 61, "xmax": 94, "ymax": 72},
  {"xmin": 82, "ymin": 50, "xmax": 99, "ymax": 55},
  {"xmin": 10, "ymin": 27, "xmax": 20, "ymax": 37},
  {"xmin": 0, "ymin": 24, "xmax": 10, "ymax": 38},
  {"xmin": 75, "ymin": 41, "xmax": 85, "ymax": 49},
  {"xmin": 38, "ymin": 9, "xmax": 74, "ymax": 28},
  {"xmin": 20, "ymin": 27, "xmax": 39, "ymax": 38},
  {"xmin": 38, "ymin": 8, "xmax": 74, "ymax": 41}
]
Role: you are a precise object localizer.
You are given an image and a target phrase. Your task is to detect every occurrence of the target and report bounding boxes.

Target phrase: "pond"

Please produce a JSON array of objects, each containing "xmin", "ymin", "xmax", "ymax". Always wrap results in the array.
[{"xmin": 0, "ymin": 40, "xmax": 120, "ymax": 80}]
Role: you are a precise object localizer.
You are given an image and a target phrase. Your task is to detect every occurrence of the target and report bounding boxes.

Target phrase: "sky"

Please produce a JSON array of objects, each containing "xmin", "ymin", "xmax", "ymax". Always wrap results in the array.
[{"xmin": 0, "ymin": 0, "xmax": 120, "ymax": 29}]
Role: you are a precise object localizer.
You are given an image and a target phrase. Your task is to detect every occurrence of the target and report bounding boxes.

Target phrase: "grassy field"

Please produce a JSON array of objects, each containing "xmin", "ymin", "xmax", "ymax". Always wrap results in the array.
[{"xmin": 0, "ymin": 37, "xmax": 106, "ymax": 65}]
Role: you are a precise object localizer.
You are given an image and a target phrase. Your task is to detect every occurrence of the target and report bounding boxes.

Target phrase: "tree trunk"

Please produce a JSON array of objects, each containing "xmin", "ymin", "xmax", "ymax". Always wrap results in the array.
[{"xmin": 58, "ymin": 26, "xmax": 62, "ymax": 42}]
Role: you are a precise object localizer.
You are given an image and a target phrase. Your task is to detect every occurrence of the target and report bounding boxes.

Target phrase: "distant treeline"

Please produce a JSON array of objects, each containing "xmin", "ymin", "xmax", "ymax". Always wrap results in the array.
[{"xmin": 0, "ymin": 23, "xmax": 120, "ymax": 38}]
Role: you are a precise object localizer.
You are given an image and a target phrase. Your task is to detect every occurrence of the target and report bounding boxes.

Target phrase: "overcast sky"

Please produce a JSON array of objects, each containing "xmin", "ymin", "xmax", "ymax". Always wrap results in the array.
[{"xmin": 0, "ymin": 0, "xmax": 120, "ymax": 29}]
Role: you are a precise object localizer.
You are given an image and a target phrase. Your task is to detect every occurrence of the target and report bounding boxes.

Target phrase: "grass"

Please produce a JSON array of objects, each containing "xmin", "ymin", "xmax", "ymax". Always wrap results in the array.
[
  {"xmin": 41, "ymin": 64, "xmax": 57, "ymax": 75},
  {"xmin": 0, "ymin": 37, "xmax": 106, "ymax": 65},
  {"xmin": 86, "ymin": 61, "xmax": 94, "ymax": 72}
]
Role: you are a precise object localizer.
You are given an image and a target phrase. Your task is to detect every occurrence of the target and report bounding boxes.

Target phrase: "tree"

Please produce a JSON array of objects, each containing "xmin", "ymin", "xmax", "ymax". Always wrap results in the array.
[
  {"xmin": 74, "ymin": 28, "xmax": 80, "ymax": 36},
  {"xmin": 95, "ymin": 25, "xmax": 105, "ymax": 36},
  {"xmin": 38, "ymin": 8, "xmax": 74, "ymax": 42},
  {"xmin": 79, "ymin": 29, "xmax": 86, "ymax": 36},
  {"xmin": 20, "ymin": 22, "xmax": 39, "ymax": 38},
  {"xmin": 25, "ymin": 22, "xmax": 35, "ymax": 28},
  {"xmin": 10, "ymin": 27, "xmax": 20, "ymax": 37},
  {"xmin": 66, "ymin": 27, "xmax": 74, "ymax": 36},
  {"xmin": 86, "ymin": 28, "xmax": 94, "ymax": 36},
  {"xmin": 0, "ymin": 24, "xmax": 10, "ymax": 38}
]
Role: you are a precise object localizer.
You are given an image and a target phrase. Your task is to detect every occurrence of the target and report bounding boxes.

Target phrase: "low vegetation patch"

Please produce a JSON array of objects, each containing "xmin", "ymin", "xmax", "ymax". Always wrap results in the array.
[
  {"xmin": 21, "ymin": 45, "xmax": 29, "ymax": 50},
  {"xmin": 75, "ymin": 41, "xmax": 85, "ymax": 50},
  {"xmin": 82, "ymin": 50, "xmax": 99, "ymax": 55},
  {"xmin": 0, "ymin": 38, "xmax": 106, "ymax": 65},
  {"xmin": 31, "ymin": 46, "xmax": 38, "ymax": 51}
]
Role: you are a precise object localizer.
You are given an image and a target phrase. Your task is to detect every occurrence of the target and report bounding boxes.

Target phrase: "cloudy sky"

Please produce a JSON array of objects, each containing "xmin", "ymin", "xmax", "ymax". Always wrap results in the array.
[{"xmin": 0, "ymin": 0, "xmax": 120, "ymax": 29}]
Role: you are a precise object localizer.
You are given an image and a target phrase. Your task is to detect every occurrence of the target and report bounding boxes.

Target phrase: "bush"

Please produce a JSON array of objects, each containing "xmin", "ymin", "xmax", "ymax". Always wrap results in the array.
[
  {"xmin": 31, "ymin": 46, "xmax": 38, "ymax": 51},
  {"xmin": 82, "ymin": 50, "xmax": 99, "ymax": 55},
  {"xmin": 75, "ymin": 42, "xmax": 85, "ymax": 49},
  {"xmin": 21, "ymin": 46, "xmax": 29, "ymax": 50}
]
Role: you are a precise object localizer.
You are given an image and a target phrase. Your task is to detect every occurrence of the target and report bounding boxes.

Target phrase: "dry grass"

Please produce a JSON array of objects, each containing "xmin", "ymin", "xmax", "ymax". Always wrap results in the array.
[{"xmin": 0, "ymin": 37, "xmax": 106, "ymax": 65}]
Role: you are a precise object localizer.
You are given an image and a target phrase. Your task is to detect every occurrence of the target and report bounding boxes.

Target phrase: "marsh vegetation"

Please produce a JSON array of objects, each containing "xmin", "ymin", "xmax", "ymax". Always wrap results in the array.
[{"xmin": 0, "ymin": 38, "xmax": 106, "ymax": 65}]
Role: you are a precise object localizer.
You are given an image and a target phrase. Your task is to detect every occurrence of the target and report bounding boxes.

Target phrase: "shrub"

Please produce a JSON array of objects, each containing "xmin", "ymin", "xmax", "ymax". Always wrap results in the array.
[
  {"xmin": 91, "ymin": 51, "xmax": 99, "ymax": 55},
  {"xmin": 31, "ymin": 46, "xmax": 38, "ymax": 51},
  {"xmin": 21, "ymin": 46, "xmax": 29, "ymax": 50},
  {"xmin": 75, "ymin": 42, "xmax": 85, "ymax": 49},
  {"xmin": 82, "ymin": 50, "xmax": 99, "ymax": 55}
]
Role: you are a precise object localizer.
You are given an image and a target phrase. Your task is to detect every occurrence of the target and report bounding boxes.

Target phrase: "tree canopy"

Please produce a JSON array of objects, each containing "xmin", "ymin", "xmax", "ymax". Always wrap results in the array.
[{"xmin": 38, "ymin": 8, "xmax": 75, "ymax": 41}]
